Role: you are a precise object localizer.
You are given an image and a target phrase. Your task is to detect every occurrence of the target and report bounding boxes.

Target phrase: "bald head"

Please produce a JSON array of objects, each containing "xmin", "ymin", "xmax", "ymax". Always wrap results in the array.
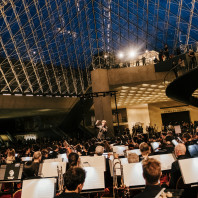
[{"xmin": 175, "ymin": 143, "xmax": 186, "ymax": 157}]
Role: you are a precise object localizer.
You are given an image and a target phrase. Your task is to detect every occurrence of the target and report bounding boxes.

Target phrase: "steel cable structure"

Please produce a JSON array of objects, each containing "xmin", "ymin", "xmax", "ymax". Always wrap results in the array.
[{"xmin": 0, "ymin": 0, "xmax": 197, "ymax": 96}]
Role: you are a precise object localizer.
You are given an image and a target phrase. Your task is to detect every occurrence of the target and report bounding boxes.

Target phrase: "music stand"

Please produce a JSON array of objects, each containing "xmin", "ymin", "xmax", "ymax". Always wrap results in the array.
[
  {"xmin": 0, "ymin": 163, "xmax": 23, "ymax": 181},
  {"xmin": 40, "ymin": 162, "xmax": 66, "ymax": 178},
  {"xmin": 122, "ymin": 163, "xmax": 145, "ymax": 188},
  {"xmin": 43, "ymin": 158, "xmax": 62, "ymax": 163},
  {"xmin": 179, "ymin": 158, "xmax": 198, "ymax": 185},
  {"xmin": 82, "ymin": 167, "xmax": 105, "ymax": 192},
  {"xmin": 21, "ymin": 157, "xmax": 33, "ymax": 162},
  {"xmin": 149, "ymin": 154, "xmax": 175, "ymax": 171},
  {"xmin": 188, "ymin": 145, "xmax": 198, "ymax": 157},
  {"xmin": 113, "ymin": 146, "xmax": 128, "ymax": 156},
  {"xmin": 150, "ymin": 142, "xmax": 160, "ymax": 152},
  {"xmin": 80, "ymin": 156, "xmax": 106, "ymax": 171},
  {"xmin": 58, "ymin": 154, "xmax": 68, "ymax": 162},
  {"xmin": 21, "ymin": 178, "xmax": 56, "ymax": 198}
]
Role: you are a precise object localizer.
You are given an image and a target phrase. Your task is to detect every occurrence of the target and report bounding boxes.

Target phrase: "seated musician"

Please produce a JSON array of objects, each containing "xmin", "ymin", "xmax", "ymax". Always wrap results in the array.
[
  {"xmin": 23, "ymin": 151, "xmax": 42, "ymax": 178},
  {"xmin": 95, "ymin": 146, "xmax": 113, "ymax": 189},
  {"xmin": 66, "ymin": 152, "xmax": 80, "ymax": 171},
  {"xmin": 134, "ymin": 158, "xmax": 162, "ymax": 198},
  {"xmin": 55, "ymin": 167, "xmax": 86, "ymax": 198},
  {"xmin": 169, "ymin": 143, "xmax": 188, "ymax": 189},
  {"xmin": 139, "ymin": 142, "xmax": 150, "ymax": 161}
]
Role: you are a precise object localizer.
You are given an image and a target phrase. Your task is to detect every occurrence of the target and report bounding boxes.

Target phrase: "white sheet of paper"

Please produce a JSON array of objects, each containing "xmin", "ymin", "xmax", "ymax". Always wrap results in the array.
[
  {"xmin": 44, "ymin": 158, "xmax": 62, "ymax": 163},
  {"xmin": 179, "ymin": 158, "xmax": 198, "ymax": 184},
  {"xmin": 21, "ymin": 157, "xmax": 32, "ymax": 162},
  {"xmin": 80, "ymin": 156, "xmax": 106, "ymax": 171},
  {"xmin": 21, "ymin": 178, "xmax": 56, "ymax": 198},
  {"xmin": 41, "ymin": 162, "xmax": 66, "ymax": 177},
  {"xmin": 82, "ymin": 167, "xmax": 105, "ymax": 190},
  {"xmin": 123, "ymin": 163, "xmax": 145, "ymax": 187},
  {"xmin": 113, "ymin": 146, "xmax": 128, "ymax": 156},
  {"xmin": 151, "ymin": 142, "xmax": 160, "ymax": 151},
  {"xmin": 174, "ymin": 125, "xmax": 181, "ymax": 134},
  {"xmin": 127, "ymin": 149, "xmax": 141, "ymax": 156},
  {"xmin": 149, "ymin": 154, "xmax": 175, "ymax": 171},
  {"xmin": 120, "ymin": 158, "xmax": 128, "ymax": 165},
  {"xmin": 58, "ymin": 154, "xmax": 68, "ymax": 162}
]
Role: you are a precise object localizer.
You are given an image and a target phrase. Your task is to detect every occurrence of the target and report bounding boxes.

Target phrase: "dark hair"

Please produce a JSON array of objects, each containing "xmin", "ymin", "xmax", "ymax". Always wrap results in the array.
[
  {"xmin": 165, "ymin": 135, "xmax": 173, "ymax": 142},
  {"xmin": 64, "ymin": 167, "xmax": 86, "ymax": 191},
  {"xmin": 68, "ymin": 152, "xmax": 79, "ymax": 168},
  {"xmin": 139, "ymin": 142, "xmax": 150, "ymax": 155},
  {"xmin": 182, "ymin": 133, "xmax": 191, "ymax": 141},
  {"xmin": 142, "ymin": 158, "xmax": 161, "ymax": 185}
]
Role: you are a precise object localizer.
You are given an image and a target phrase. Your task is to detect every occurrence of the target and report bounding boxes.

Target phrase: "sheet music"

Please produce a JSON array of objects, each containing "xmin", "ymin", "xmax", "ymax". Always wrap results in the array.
[
  {"xmin": 120, "ymin": 158, "xmax": 128, "ymax": 165},
  {"xmin": 123, "ymin": 163, "xmax": 145, "ymax": 187},
  {"xmin": 174, "ymin": 125, "xmax": 181, "ymax": 134},
  {"xmin": 43, "ymin": 158, "xmax": 62, "ymax": 163},
  {"xmin": 113, "ymin": 146, "xmax": 128, "ymax": 156},
  {"xmin": 21, "ymin": 157, "xmax": 32, "ymax": 162},
  {"xmin": 58, "ymin": 154, "xmax": 68, "ymax": 162},
  {"xmin": 80, "ymin": 156, "xmax": 106, "ymax": 171},
  {"xmin": 151, "ymin": 142, "xmax": 160, "ymax": 152},
  {"xmin": 102, "ymin": 152, "xmax": 113, "ymax": 159},
  {"xmin": 82, "ymin": 167, "xmax": 105, "ymax": 190},
  {"xmin": 149, "ymin": 154, "xmax": 175, "ymax": 171},
  {"xmin": 179, "ymin": 158, "xmax": 198, "ymax": 184},
  {"xmin": 22, "ymin": 178, "xmax": 56, "ymax": 198},
  {"xmin": 127, "ymin": 149, "xmax": 141, "ymax": 156},
  {"xmin": 41, "ymin": 162, "xmax": 66, "ymax": 177}
]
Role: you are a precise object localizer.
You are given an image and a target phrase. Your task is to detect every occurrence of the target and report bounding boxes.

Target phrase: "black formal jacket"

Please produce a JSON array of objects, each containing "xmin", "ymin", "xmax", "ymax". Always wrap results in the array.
[
  {"xmin": 133, "ymin": 185, "xmax": 162, "ymax": 198},
  {"xmin": 54, "ymin": 192, "xmax": 85, "ymax": 198},
  {"xmin": 169, "ymin": 155, "xmax": 188, "ymax": 189}
]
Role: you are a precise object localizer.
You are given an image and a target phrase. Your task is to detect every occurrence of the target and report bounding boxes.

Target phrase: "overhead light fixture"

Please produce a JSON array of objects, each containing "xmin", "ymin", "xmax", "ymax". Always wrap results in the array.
[
  {"xmin": 14, "ymin": 94, "xmax": 22, "ymax": 96},
  {"xmin": 2, "ymin": 93, "xmax": 11, "ymax": 96},
  {"xmin": 128, "ymin": 50, "xmax": 136, "ymax": 58},
  {"xmin": 118, "ymin": 52, "xmax": 124, "ymax": 59}
]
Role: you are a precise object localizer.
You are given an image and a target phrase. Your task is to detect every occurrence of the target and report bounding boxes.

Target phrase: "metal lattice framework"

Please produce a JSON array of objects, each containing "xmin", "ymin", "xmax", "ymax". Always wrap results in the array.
[{"xmin": 0, "ymin": 0, "xmax": 197, "ymax": 96}]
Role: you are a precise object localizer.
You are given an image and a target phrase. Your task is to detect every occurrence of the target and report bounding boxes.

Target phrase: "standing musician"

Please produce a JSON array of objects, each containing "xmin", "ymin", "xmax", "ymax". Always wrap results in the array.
[{"xmin": 95, "ymin": 120, "xmax": 108, "ymax": 140}]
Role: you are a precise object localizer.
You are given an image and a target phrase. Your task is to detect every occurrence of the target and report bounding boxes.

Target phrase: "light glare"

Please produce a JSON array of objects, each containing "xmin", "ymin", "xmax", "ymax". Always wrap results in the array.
[{"xmin": 118, "ymin": 52, "xmax": 124, "ymax": 59}]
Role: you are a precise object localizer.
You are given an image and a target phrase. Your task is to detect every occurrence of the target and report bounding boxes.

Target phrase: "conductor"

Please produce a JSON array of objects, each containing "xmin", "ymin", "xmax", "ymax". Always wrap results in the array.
[{"xmin": 95, "ymin": 120, "xmax": 108, "ymax": 139}]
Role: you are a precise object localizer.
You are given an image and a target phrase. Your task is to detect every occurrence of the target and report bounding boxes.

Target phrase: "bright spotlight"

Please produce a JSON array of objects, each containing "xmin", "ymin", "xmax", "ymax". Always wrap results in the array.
[
  {"xmin": 128, "ymin": 50, "xmax": 136, "ymax": 58},
  {"xmin": 104, "ymin": 54, "xmax": 108, "ymax": 58},
  {"xmin": 145, "ymin": 50, "xmax": 148, "ymax": 53},
  {"xmin": 118, "ymin": 52, "xmax": 124, "ymax": 59}
]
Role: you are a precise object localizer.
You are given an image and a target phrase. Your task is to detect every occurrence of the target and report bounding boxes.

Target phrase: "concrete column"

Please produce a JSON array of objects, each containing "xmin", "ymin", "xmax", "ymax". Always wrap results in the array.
[{"xmin": 91, "ymin": 69, "xmax": 114, "ymax": 137}]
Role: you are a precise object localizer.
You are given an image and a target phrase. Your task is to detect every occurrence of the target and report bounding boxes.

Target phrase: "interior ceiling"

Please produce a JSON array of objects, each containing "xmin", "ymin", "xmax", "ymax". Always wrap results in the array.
[
  {"xmin": 111, "ymin": 82, "xmax": 198, "ymax": 108},
  {"xmin": 0, "ymin": 0, "xmax": 197, "ymax": 96},
  {"xmin": 0, "ymin": 109, "xmax": 68, "ymax": 119}
]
